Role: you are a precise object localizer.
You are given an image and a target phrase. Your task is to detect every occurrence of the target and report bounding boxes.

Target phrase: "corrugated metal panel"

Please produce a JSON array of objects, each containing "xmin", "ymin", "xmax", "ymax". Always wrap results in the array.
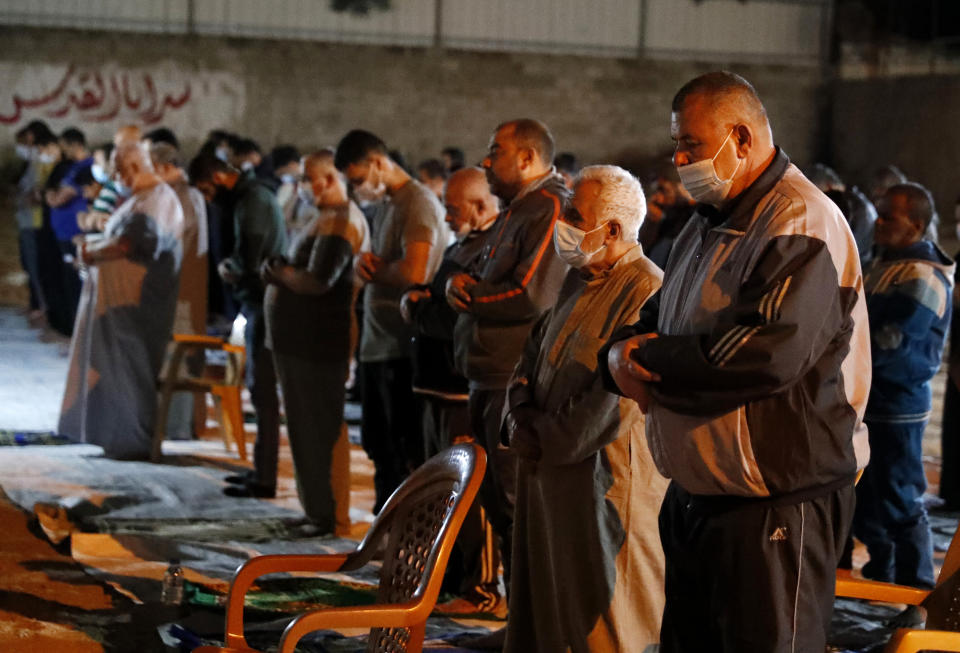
[
  {"xmin": 441, "ymin": 0, "xmax": 640, "ymax": 56},
  {"xmin": 192, "ymin": 0, "xmax": 435, "ymax": 45},
  {"xmin": 643, "ymin": 0, "xmax": 825, "ymax": 63},
  {"xmin": 0, "ymin": 0, "xmax": 187, "ymax": 32}
]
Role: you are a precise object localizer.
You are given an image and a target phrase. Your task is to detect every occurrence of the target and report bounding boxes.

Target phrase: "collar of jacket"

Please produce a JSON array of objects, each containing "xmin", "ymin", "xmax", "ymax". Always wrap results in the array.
[
  {"xmin": 879, "ymin": 238, "xmax": 956, "ymax": 270},
  {"xmin": 230, "ymin": 168, "xmax": 258, "ymax": 198},
  {"xmin": 579, "ymin": 243, "xmax": 644, "ymax": 282},
  {"xmin": 510, "ymin": 166, "xmax": 564, "ymax": 205},
  {"xmin": 697, "ymin": 147, "xmax": 790, "ymax": 233}
]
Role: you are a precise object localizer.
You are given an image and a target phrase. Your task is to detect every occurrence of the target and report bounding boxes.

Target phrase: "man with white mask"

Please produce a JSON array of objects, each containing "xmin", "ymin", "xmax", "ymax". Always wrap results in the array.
[
  {"xmin": 598, "ymin": 71, "xmax": 871, "ymax": 652},
  {"xmin": 504, "ymin": 165, "xmax": 666, "ymax": 652},
  {"xmin": 334, "ymin": 129, "xmax": 448, "ymax": 513}
]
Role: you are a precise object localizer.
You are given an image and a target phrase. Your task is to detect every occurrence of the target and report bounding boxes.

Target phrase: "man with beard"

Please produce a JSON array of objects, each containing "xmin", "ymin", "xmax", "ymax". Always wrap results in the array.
[{"xmin": 445, "ymin": 120, "xmax": 570, "ymax": 639}]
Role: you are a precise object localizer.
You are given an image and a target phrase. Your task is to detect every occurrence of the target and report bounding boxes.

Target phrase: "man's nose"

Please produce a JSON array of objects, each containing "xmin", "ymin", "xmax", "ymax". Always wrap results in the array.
[
  {"xmin": 481, "ymin": 157, "xmax": 491, "ymax": 169},
  {"xmin": 673, "ymin": 151, "xmax": 690, "ymax": 167}
]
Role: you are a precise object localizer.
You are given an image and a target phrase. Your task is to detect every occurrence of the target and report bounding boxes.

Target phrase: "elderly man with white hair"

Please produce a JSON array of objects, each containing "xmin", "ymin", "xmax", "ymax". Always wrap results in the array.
[
  {"xmin": 503, "ymin": 164, "xmax": 667, "ymax": 652},
  {"xmin": 59, "ymin": 141, "xmax": 183, "ymax": 459}
]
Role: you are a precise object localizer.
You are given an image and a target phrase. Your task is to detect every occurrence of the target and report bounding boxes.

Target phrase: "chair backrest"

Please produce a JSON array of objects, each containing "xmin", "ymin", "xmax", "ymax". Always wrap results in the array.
[
  {"xmin": 341, "ymin": 443, "xmax": 485, "ymax": 653},
  {"xmin": 920, "ymin": 525, "xmax": 960, "ymax": 630}
]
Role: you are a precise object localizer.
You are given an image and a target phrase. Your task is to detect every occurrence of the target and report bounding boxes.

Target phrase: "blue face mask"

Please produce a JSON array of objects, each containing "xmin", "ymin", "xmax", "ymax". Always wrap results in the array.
[
  {"xmin": 280, "ymin": 174, "xmax": 297, "ymax": 185},
  {"xmin": 91, "ymin": 163, "xmax": 110, "ymax": 184},
  {"xmin": 113, "ymin": 179, "xmax": 132, "ymax": 198},
  {"xmin": 298, "ymin": 183, "xmax": 316, "ymax": 206}
]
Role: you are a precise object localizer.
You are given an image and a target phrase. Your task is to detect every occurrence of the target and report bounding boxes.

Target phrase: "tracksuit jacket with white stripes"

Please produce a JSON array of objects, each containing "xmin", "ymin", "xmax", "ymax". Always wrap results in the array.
[{"xmin": 601, "ymin": 148, "xmax": 872, "ymax": 499}]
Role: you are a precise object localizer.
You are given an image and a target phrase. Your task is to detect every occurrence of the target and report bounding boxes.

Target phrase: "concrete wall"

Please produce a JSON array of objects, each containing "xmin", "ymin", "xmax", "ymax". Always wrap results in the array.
[
  {"xmin": 831, "ymin": 74, "xmax": 960, "ymax": 232},
  {"xmin": 0, "ymin": 27, "xmax": 824, "ymax": 169}
]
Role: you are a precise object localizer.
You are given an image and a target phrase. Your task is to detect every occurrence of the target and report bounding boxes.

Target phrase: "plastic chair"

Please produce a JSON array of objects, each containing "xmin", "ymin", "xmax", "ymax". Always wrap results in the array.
[
  {"xmin": 193, "ymin": 442, "xmax": 487, "ymax": 653},
  {"xmin": 836, "ymin": 523, "xmax": 960, "ymax": 652},
  {"xmin": 154, "ymin": 334, "xmax": 247, "ymax": 463}
]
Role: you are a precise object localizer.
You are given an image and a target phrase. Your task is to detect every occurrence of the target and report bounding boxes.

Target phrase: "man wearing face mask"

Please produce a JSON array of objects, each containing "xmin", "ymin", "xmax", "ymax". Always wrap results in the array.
[
  {"xmin": 188, "ymin": 153, "xmax": 287, "ymax": 499},
  {"xmin": 59, "ymin": 142, "xmax": 184, "ymax": 460},
  {"xmin": 400, "ymin": 167, "xmax": 504, "ymax": 616},
  {"xmin": 504, "ymin": 165, "xmax": 667, "ymax": 652},
  {"xmin": 263, "ymin": 150, "xmax": 369, "ymax": 533},
  {"xmin": 334, "ymin": 130, "xmax": 448, "ymax": 513},
  {"xmin": 445, "ymin": 120, "xmax": 570, "ymax": 630},
  {"xmin": 598, "ymin": 72, "xmax": 871, "ymax": 652}
]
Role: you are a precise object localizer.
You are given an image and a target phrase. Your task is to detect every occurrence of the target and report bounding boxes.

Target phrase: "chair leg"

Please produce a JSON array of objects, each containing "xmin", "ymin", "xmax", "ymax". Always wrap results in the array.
[
  {"xmin": 218, "ymin": 386, "xmax": 247, "ymax": 462},
  {"xmin": 407, "ymin": 622, "xmax": 426, "ymax": 653}
]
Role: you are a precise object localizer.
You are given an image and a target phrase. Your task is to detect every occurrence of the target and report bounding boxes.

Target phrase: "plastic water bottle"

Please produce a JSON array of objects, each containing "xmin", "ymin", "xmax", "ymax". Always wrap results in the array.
[{"xmin": 161, "ymin": 559, "xmax": 185, "ymax": 605}]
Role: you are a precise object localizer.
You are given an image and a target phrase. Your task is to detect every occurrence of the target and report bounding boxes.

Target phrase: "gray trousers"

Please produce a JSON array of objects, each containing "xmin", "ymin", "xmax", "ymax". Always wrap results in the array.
[{"xmin": 273, "ymin": 351, "xmax": 351, "ymax": 532}]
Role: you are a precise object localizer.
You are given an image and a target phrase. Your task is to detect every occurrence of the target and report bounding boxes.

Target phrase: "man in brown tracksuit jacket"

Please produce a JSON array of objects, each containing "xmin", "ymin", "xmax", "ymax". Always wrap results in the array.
[{"xmin": 446, "ymin": 120, "xmax": 570, "ymax": 621}]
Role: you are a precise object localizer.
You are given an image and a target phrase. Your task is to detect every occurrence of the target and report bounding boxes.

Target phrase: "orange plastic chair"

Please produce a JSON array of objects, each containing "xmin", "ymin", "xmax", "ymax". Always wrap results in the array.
[
  {"xmin": 193, "ymin": 442, "xmax": 487, "ymax": 653},
  {"xmin": 154, "ymin": 334, "xmax": 247, "ymax": 462},
  {"xmin": 836, "ymin": 523, "xmax": 960, "ymax": 651}
]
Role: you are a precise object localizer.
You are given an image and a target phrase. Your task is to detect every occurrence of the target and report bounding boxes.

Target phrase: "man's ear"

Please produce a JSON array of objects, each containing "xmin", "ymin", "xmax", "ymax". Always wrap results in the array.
[
  {"xmin": 606, "ymin": 220, "xmax": 621, "ymax": 241},
  {"xmin": 733, "ymin": 124, "xmax": 753, "ymax": 156},
  {"xmin": 517, "ymin": 146, "xmax": 536, "ymax": 171}
]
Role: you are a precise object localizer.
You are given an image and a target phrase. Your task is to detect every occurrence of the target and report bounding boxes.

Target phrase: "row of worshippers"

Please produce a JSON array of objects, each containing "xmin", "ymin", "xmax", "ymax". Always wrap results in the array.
[{"xmin": 33, "ymin": 69, "xmax": 958, "ymax": 652}]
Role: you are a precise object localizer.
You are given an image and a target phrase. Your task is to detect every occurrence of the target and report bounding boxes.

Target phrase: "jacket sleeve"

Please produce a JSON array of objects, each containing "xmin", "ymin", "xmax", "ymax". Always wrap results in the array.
[
  {"xmin": 870, "ymin": 269, "xmax": 949, "ymax": 383},
  {"xmin": 634, "ymin": 233, "xmax": 856, "ymax": 415},
  {"xmin": 596, "ymin": 290, "xmax": 661, "ymax": 396},
  {"xmin": 467, "ymin": 190, "xmax": 565, "ymax": 321}
]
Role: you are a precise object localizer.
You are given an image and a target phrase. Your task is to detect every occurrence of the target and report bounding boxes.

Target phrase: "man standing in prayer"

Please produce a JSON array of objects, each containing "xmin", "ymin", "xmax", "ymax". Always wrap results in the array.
[
  {"xmin": 59, "ymin": 142, "xmax": 184, "ymax": 459},
  {"xmin": 600, "ymin": 71, "xmax": 870, "ymax": 652},
  {"xmin": 334, "ymin": 130, "xmax": 448, "ymax": 513},
  {"xmin": 263, "ymin": 150, "xmax": 369, "ymax": 534},
  {"xmin": 445, "ymin": 119, "xmax": 570, "ymax": 627},
  {"xmin": 188, "ymin": 154, "xmax": 287, "ymax": 498},
  {"xmin": 504, "ymin": 164, "xmax": 667, "ymax": 652}
]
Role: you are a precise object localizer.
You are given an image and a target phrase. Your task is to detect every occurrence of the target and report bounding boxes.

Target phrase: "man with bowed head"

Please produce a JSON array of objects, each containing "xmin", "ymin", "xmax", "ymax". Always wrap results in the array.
[
  {"xmin": 504, "ymin": 164, "xmax": 667, "ymax": 652},
  {"xmin": 599, "ymin": 71, "xmax": 871, "ymax": 651},
  {"xmin": 445, "ymin": 119, "xmax": 570, "ymax": 632}
]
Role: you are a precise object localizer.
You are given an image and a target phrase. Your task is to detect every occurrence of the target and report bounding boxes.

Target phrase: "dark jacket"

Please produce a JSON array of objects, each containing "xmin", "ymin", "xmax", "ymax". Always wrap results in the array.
[
  {"xmin": 865, "ymin": 239, "xmax": 955, "ymax": 422},
  {"xmin": 599, "ymin": 149, "xmax": 871, "ymax": 498},
  {"xmin": 409, "ymin": 232, "xmax": 489, "ymax": 398},
  {"xmin": 226, "ymin": 170, "xmax": 287, "ymax": 306},
  {"xmin": 454, "ymin": 173, "xmax": 570, "ymax": 389}
]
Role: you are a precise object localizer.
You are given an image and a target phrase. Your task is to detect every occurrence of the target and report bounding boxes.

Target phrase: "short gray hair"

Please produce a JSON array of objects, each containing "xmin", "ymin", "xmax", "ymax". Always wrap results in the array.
[{"xmin": 576, "ymin": 164, "xmax": 646, "ymax": 241}]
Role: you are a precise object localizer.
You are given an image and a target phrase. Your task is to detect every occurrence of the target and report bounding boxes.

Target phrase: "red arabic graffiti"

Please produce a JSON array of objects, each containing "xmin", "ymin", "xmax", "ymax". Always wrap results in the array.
[{"xmin": 0, "ymin": 64, "xmax": 192, "ymax": 125}]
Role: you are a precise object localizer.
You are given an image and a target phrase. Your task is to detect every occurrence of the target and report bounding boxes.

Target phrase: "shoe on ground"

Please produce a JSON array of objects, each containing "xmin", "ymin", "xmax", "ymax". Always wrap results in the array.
[
  {"xmin": 224, "ymin": 471, "xmax": 254, "ymax": 485},
  {"xmin": 223, "ymin": 482, "xmax": 276, "ymax": 499},
  {"xmin": 434, "ymin": 595, "xmax": 507, "ymax": 620}
]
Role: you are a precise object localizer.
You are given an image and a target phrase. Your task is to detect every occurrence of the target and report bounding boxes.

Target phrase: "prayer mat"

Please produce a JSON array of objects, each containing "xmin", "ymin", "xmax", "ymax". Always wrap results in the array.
[{"xmin": 0, "ymin": 429, "xmax": 71, "ymax": 446}]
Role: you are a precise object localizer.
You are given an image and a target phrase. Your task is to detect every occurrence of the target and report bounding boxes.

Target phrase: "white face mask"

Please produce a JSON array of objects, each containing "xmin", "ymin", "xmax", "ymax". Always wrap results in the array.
[
  {"xmin": 91, "ymin": 163, "xmax": 110, "ymax": 184},
  {"xmin": 38, "ymin": 151, "xmax": 56, "ymax": 164},
  {"xmin": 676, "ymin": 129, "xmax": 742, "ymax": 207},
  {"xmin": 353, "ymin": 165, "xmax": 387, "ymax": 203},
  {"xmin": 297, "ymin": 183, "xmax": 316, "ymax": 206},
  {"xmin": 15, "ymin": 144, "xmax": 33, "ymax": 161},
  {"xmin": 240, "ymin": 160, "xmax": 254, "ymax": 172},
  {"xmin": 281, "ymin": 173, "xmax": 297, "ymax": 185},
  {"xmin": 215, "ymin": 147, "xmax": 230, "ymax": 162},
  {"xmin": 553, "ymin": 219, "xmax": 607, "ymax": 268}
]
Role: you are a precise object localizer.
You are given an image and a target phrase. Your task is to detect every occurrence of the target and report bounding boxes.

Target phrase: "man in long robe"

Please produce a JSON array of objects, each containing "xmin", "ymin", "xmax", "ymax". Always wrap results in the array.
[
  {"xmin": 504, "ymin": 165, "xmax": 666, "ymax": 652},
  {"xmin": 59, "ymin": 142, "xmax": 184, "ymax": 460}
]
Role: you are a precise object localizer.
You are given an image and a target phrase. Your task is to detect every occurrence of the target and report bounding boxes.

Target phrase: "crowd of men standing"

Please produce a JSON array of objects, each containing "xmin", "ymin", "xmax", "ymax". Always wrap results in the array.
[{"xmin": 9, "ymin": 69, "xmax": 960, "ymax": 651}]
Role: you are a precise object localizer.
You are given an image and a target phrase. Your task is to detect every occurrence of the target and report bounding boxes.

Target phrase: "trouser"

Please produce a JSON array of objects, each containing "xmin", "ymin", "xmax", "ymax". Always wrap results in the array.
[
  {"xmin": 57, "ymin": 239, "xmax": 82, "ymax": 328},
  {"xmin": 469, "ymin": 388, "xmax": 516, "ymax": 595},
  {"xmin": 18, "ymin": 228, "xmax": 44, "ymax": 311},
  {"xmin": 854, "ymin": 419, "xmax": 935, "ymax": 588},
  {"xmin": 274, "ymin": 350, "xmax": 351, "ymax": 533},
  {"xmin": 242, "ymin": 303, "xmax": 280, "ymax": 490},
  {"xmin": 360, "ymin": 358, "xmax": 420, "ymax": 513},
  {"xmin": 37, "ymin": 225, "xmax": 71, "ymax": 335},
  {"xmin": 942, "ymin": 378, "xmax": 960, "ymax": 507},
  {"xmin": 658, "ymin": 481, "xmax": 854, "ymax": 653},
  {"xmin": 421, "ymin": 395, "xmax": 500, "ymax": 603}
]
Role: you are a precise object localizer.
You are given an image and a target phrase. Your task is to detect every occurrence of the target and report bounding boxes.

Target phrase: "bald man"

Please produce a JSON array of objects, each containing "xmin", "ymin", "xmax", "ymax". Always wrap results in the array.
[
  {"xmin": 60, "ymin": 141, "xmax": 184, "ymax": 460},
  {"xmin": 599, "ymin": 72, "xmax": 870, "ymax": 651},
  {"xmin": 262, "ymin": 150, "xmax": 369, "ymax": 533},
  {"xmin": 400, "ymin": 167, "xmax": 503, "ymax": 615}
]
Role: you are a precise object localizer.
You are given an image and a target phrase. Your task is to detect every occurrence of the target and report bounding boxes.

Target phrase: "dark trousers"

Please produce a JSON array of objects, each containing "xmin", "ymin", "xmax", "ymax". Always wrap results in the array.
[
  {"xmin": 18, "ymin": 228, "xmax": 44, "ymax": 310},
  {"xmin": 942, "ymin": 378, "xmax": 960, "ymax": 507},
  {"xmin": 854, "ymin": 419, "xmax": 936, "ymax": 588},
  {"xmin": 422, "ymin": 395, "xmax": 500, "ymax": 603},
  {"xmin": 274, "ymin": 351, "xmax": 350, "ymax": 532},
  {"xmin": 57, "ymin": 239, "xmax": 82, "ymax": 329},
  {"xmin": 37, "ymin": 225, "xmax": 71, "ymax": 335},
  {"xmin": 659, "ymin": 481, "xmax": 854, "ymax": 653},
  {"xmin": 360, "ymin": 358, "xmax": 420, "ymax": 513},
  {"xmin": 242, "ymin": 304, "xmax": 280, "ymax": 490},
  {"xmin": 469, "ymin": 388, "xmax": 516, "ymax": 594}
]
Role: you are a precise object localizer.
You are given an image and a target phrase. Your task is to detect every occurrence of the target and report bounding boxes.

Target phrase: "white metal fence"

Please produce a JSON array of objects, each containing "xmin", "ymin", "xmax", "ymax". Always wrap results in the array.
[{"xmin": 0, "ymin": 0, "xmax": 829, "ymax": 64}]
